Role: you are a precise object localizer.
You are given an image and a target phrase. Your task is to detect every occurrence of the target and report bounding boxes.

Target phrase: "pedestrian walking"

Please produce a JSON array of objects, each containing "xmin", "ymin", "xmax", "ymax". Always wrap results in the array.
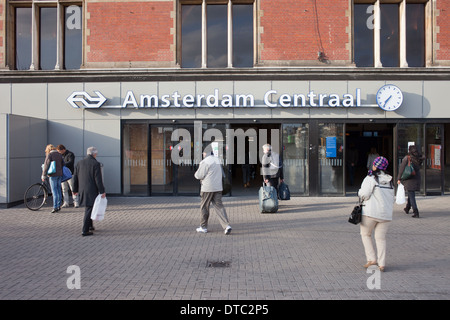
[
  {"xmin": 358, "ymin": 156, "xmax": 394, "ymax": 272},
  {"xmin": 56, "ymin": 144, "xmax": 79, "ymax": 208},
  {"xmin": 261, "ymin": 144, "xmax": 283, "ymax": 195},
  {"xmin": 194, "ymin": 152, "xmax": 232, "ymax": 235},
  {"xmin": 397, "ymin": 145, "xmax": 423, "ymax": 218},
  {"xmin": 42, "ymin": 144, "xmax": 65, "ymax": 213},
  {"xmin": 72, "ymin": 147, "xmax": 106, "ymax": 236}
]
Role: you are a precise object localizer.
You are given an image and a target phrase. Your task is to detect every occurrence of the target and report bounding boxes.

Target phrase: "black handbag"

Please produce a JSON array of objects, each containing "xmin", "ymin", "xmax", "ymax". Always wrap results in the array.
[{"xmin": 348, "ymin": 199, "xmax": 364, "ymax": 225}]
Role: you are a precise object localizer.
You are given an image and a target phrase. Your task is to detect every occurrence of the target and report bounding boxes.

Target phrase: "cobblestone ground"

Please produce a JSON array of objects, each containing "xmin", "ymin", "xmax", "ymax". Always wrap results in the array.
[{"xmin": 0, "ymin": 195, "xmax": 449, "ymax": 300}]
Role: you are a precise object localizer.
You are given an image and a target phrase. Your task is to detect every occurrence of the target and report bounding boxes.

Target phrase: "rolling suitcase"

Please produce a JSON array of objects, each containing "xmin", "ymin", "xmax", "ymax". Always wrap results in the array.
[{"xmin": 259, "ymin": 183, "xmax": 279, "ymax": 213}]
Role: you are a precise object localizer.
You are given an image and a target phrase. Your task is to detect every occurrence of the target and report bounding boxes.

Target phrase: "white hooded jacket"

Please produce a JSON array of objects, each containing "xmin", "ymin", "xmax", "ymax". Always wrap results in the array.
[{"xmin": 358, "ymin": 171, "xmax": 395, "ymax": 221}]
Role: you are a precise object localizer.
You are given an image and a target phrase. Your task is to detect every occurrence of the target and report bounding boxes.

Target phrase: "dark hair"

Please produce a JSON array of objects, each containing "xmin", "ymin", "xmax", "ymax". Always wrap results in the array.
[
  {"xmin": 56, "ymin": 144, "xmax": 66, "ymax": 151},
  {"xmin": 408, "ymin": 145, "xmax": 423, "ymax": 166}
]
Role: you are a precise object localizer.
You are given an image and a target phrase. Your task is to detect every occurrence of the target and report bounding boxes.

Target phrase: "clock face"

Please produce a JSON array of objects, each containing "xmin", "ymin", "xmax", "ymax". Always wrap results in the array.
[{"xmin": 376, "ymin": 85, "xmax": 403, "ymax": 111}]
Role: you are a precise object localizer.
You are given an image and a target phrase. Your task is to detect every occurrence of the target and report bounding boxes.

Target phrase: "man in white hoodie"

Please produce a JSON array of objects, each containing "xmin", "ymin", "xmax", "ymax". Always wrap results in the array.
[
  {"xmin": 194, "ymin": 152, "xmax": 232, "ymax": 235},
  {"xmin": 358, "ymin": 156, "xmax": 394, "ymax": 272}
]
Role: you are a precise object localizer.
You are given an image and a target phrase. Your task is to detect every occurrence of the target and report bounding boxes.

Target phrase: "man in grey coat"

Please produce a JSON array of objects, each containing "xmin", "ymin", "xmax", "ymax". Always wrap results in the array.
[
  {"xmin": 73, "ymin": 147, "xmax": 106, "ymax": 236},
  {"xmin": 194, "ymin": 152, "xmax": 232, "ymax": 235}
]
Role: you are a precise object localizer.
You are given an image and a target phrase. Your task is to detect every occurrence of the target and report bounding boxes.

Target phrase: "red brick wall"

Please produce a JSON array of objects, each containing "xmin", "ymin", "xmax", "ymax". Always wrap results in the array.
[
  {"xmin": 86, "ymin": 1, "xmax": 174, "ymax": 65},
  {"xmin": 0, "ymin": 1, "xmax": 4, "ymax": 67},
  {"xmin": 436, "ymin": 0, "xmax": 450, "ymax": 62},
  {"xmin": 259, "ymin": 0, "xmax": 350, "ymax": 64}
]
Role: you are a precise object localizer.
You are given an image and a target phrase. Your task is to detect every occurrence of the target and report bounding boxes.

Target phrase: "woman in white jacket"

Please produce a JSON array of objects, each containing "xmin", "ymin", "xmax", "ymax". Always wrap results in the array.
[{"xmin": 358, "ymin": 156, "xmax": 394, "ymax": 272}]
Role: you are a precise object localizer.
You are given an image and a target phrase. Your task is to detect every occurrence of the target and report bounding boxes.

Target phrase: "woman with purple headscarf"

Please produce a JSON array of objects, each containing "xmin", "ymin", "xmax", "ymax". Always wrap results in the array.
[{"xmin": 358, "ymin": 156, "xmax": 395, "ymax": 272}]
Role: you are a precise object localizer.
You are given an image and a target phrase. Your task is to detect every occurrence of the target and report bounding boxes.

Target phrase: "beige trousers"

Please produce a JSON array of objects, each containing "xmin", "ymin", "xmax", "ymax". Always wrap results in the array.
[
  {"xmin": 360, "ymin": 215, "xmax": 391, "ymax": 267},
  {"xmin": 200, "ymin": 191, "xmax": 230, "ymax": 230}
]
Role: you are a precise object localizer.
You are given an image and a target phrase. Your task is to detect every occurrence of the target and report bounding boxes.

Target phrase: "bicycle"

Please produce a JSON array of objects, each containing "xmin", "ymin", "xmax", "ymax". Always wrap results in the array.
[{"xmin": 24, "ymin": 177, "xmax": 53, "ymax": 211}]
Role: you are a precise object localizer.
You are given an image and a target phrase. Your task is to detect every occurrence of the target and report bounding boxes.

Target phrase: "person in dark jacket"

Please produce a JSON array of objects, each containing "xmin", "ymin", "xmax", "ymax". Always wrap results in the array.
[
  {"xmin": 72, "ymin": 146, "xmax": 106, "ymax": 236},
  {"xmin": 397, "ymin": 145, "xmax": 423, "ymax": 218},
  {"xmin": 57, "ymin": 144, "xmax": 79, "ymax": 208},
  {"xmin": 42, "ymin": 144, "xmax": 65, "ymax": 213}
]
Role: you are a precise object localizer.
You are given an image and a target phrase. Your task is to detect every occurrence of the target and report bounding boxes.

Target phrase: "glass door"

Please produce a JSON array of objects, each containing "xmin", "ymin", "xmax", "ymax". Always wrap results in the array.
[
  {"xmin": 122, "ymin": 123, "xmax": 149, "ymax": 195},
  {"xmin": 425, "ymin": 124, "xmax": 444, "ymax": 195},
  {"xmin": 318, "ymin": 123, "xmax": 344, "ymax": 195},
  {"xmin": 174, "ymin": 124, "xmax": 200, "ymax": 195},
  {"xmin": 282, "ymin": 124, "xmax": 309, "ymax": 195},
  {"xmin": 150, "ymin": 126, "xmax": 174, "ymax": 194}
]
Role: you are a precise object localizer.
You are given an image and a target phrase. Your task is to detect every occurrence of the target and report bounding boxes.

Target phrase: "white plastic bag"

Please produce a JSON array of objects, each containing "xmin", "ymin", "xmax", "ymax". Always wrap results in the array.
[
  {"xmin": 396, "ymin": 183, "xmax": 406, "ymax": 205},
  {"xmin": 91, "ymin": 195, "xmax": 107, "ymax": 221}
]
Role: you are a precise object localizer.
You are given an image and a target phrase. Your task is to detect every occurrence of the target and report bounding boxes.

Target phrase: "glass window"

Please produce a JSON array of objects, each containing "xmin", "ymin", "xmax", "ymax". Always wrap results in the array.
[
  {"xmin": 39, "ymin": 7, "xmax": 57, "ymax": 70},
  {"xmin": 406, "ymin": 3, "xmax": 425, "ymax": 67},
  {"xmin": 354, "ymin": 4, "xmax": 374, "ymax": 67},
  {"xmin": 64, "ymin": 5, "xmax": 83, "ymax": 69},
  {"xmin": 180, "ymin": 1, "xmax": 254, "ymax": 68},
  {"xmin": 150, "ymin": 126, "xmax": 174, "ymax": 194},
  {"xmin": 233, "ymin": 4, "xmax": 253, "ymax": 68},
  {"xmin": 283, "ymin": 124, "xmax": 309, "ymax": 195},
  {"xmin": 15, "ymin": 7, "xmax": 32, "ymax": 70},
  {"xmin": 123, "ymin": 124, "xmax": 149, "ymax": 195},
  {"xmin": 380, "ymin": 4, "xmax": 399, "ymax": 67},
  {"xmin": 207, "ymin": 5, "xmax": 227, "ymax": 68},
  {"xmin": 181, "ymin": 5, "xmax": 202, "ymax": 68}
]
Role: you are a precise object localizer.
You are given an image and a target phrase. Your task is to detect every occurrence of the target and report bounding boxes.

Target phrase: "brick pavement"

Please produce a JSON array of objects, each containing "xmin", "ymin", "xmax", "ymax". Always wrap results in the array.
[{"xmin": 0, "ymin": 195, "xmax": 449, "ymax": 301}]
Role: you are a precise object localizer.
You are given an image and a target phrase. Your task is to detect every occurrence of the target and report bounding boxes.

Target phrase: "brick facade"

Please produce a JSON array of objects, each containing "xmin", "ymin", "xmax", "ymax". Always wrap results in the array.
[
  {"xmin": 1, "ymin": 0, "xmax": 450, "ymax": 69},
  {"xmin": 86, "ymin": 0, "xmax": 175, "ymax": 68},
  {"xmin": 259, "ymin": 0, "xmax": 351, "ymax": 65},
  {"xmin": 436, "ymin": 0, "xmax": 450, "ymax": 63}
]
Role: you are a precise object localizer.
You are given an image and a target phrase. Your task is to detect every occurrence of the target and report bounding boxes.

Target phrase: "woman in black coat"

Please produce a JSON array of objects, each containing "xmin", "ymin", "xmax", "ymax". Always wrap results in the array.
[{"xmin": 397, "ymin": 145, "xmax": 423, "ymax": 218}]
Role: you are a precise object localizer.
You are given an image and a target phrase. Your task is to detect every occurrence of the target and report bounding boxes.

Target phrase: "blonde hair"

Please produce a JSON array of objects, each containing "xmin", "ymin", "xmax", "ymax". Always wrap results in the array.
[{"xmin": 45, "ymin": 144, "xmax": 56, "ymax": 154}]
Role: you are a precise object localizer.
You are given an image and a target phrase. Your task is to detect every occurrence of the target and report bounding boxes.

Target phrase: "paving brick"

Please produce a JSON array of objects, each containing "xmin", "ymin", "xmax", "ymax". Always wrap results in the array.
[{"xmin": 0, "ymin": 195, "xmax": 449, "ymax": 302}]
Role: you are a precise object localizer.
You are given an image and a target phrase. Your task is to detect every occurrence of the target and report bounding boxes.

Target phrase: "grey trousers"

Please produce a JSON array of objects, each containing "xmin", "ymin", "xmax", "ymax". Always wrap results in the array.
[{"xmin": 200, "ymin": 191, "xmax": 230, "ymax": 230}]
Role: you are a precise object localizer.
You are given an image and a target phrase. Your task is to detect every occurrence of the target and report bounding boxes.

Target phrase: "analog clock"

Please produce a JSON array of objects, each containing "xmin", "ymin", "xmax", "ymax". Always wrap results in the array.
[{"xmin": 376, "ymin": 84, "xmax": 403, "ymax": 111}]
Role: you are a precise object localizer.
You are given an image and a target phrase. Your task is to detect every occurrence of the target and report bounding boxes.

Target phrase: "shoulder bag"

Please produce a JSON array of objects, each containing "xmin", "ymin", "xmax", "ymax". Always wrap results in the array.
[
  {"xmin": 47, "ymin": 161, "xmax": 56, "ymax": 175},
  {"xmin": 401, "ymin": 155, "xmax": 416, "ymax": 180},
  {"xmin": 348, "ymin": 198, "xmax": 364, "ymax": 225}
]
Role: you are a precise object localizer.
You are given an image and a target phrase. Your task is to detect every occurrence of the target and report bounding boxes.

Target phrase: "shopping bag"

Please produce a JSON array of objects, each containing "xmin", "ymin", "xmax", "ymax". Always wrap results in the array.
[
  {"xmin": 91, "ymin": 195, "xmax": 107, "ymax": 221},
  {"xmin": 61, "ymin": 166, "xmax": 72, "ymax": 182},
  {"xmin": 47, "ymin": 161, "xmax": 56, "ymax": 175},
  {"xmin": 259, "ymin": 184, "xmax": 278, "ymax": 213},
  {"xmin": 396, "ymin": 183, "xmax": 406, "ymax": 205}
]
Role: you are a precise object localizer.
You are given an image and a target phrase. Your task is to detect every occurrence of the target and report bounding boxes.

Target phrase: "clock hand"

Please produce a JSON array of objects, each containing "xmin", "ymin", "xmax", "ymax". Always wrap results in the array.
[{"xmin": 383, "ymin": 95, "xmax": 392, "ymax": 108}]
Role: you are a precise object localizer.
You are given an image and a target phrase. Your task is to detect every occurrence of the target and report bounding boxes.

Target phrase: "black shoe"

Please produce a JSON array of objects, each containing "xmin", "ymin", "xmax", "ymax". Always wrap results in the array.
[
  {"xmin": 82, "ymin": 231, "xmax": 94, "ymax": 236},
  {"xmin": 412, "ymin": 210, "xmax": 420, "ymax": 218},
  {"xmin": 403, "ymin": 207, "xmax": 411, "ymax": 214},
  {"xmin": 51, "ymin": 207, "xmax": 60, "ymax": 213},
  {"xmin": 89, "ymin": 227, "xmax": 95, "ymax": 231}
]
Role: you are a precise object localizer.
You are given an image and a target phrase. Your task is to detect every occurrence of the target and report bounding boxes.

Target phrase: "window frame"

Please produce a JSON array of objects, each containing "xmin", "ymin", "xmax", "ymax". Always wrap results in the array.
[
  {"xmin": 177, "ymin": 0, "xmax": 256, "ymax": 69},
  {"xmin": 7, "ymin": 0, "xmax": 84, "ymax": 70},
  {"xmin": 352, "ymin": 0, "xmax": 432, "ymax": 68}
]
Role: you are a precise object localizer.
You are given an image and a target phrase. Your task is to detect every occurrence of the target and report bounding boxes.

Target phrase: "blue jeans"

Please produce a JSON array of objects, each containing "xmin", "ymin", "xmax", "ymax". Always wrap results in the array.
[{"xmin": 49, "ymin": 176, "xmax": 62, "ymax": 209}]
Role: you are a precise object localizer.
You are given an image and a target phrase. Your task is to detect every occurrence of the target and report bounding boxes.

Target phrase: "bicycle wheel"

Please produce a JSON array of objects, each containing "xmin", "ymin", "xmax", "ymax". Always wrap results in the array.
[{"xmin": 24, "ymin": 183, "xmax": 48, "ymax": 211}]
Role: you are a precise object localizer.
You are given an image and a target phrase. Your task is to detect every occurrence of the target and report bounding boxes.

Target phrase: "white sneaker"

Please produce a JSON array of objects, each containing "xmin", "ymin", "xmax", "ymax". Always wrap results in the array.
[
  {"xmin": 224, "ymin": 226, "xmax": 232, "ymax": 235},
  {"xmin": 196, "ymin": 227, "xmax": 207, "ymax": 233},
  {"xmin": 61, "ymin": 203, "xmax": 70, "ymax": 208}
]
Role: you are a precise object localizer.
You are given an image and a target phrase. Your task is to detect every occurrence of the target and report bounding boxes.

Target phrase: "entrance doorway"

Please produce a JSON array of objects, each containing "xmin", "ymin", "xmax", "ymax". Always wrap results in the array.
[
  {"xmin": 345, "ymin": 123, "xmax": 394, "ymax": 194},
  {"xmin": 228, "ymin": 123, "xmax": 281, "ymax": 196}
]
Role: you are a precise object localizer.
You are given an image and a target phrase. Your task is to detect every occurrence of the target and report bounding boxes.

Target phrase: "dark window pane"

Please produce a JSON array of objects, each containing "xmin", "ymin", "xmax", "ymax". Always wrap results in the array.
[
  {"xmin": 406, "ymin": 4, "xmax": 425, "ymax": 67},
  {"xmin": 354, "ymin": 4, "xmax": 374, "ymax": 67},
  {"xmin": 15, "ymin": 7, "xmax": 32, "ymax": 70},
  {"xmin": 181, "ymin": 5, "xmax": 202, "ymax": 68},
  {"xmin": 64, "ymin": 5, "xmax": 83, "ymax": 69},
  {"xmin": 40, "ymin": 7, "xmax": 57, "ymax": 70},
  {"xmin": 233, "ymin": 4, "xmax": 253, "ymax": 68},
  {"xmin": 207, "ymin": 5, "xmax": 227, "ymax": 68},
  {"xmin": 380, "ymin": 4, "xmax": 399, "ymax": 67}
]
